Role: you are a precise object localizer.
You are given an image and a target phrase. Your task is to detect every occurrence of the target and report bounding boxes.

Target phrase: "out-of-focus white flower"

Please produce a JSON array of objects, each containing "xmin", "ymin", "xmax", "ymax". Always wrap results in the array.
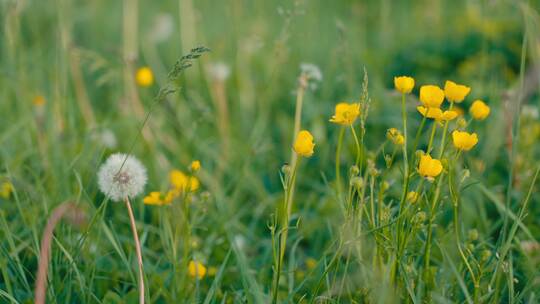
[
  {"xmin": 208, "ymin": 62, "xmax": 231, "ymax": 81},
  {"xmin": 150, "ymin": 13, "xmax": 174, "ymax": 43},
  {"xmin": 97, "ymin": 153, "xmax": 147, "ymax": 202},
  {"xmin": 100, "ymin": 129, "xmax": 118, "ymax": 149},
  {"xmin": 522, "ymin": 105, "xmax": 539, "ymax": 120}
]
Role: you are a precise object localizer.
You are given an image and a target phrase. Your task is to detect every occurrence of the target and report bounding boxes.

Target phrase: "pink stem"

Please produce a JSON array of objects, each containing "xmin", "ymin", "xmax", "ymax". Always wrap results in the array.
[
  {"xmin": 35, "ymin": 202, "xmax": 84, "ymax": 304},
  {"xmin": 124, "ymin": 197, "xmax": 145, "ymax": 304}
]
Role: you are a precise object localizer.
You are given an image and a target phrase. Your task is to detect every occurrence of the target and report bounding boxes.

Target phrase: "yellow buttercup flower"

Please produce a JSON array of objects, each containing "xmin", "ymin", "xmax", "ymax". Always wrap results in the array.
[
  {"xmin": 169, "ymin": 170, "xmax": 200, "ymax": 192},
  {"xmin": 419, "ymin": 85, "xmax": 445, "ymax": 108},
  {"xmin": 33, "ymin": 95, "xmax": 46, "ymax": 106},
  {"xmin": 135, "ymin": 67, "xmax": 154, "ymax": 87},
  {"xmin": 444, "ymin": 80, "xmax": 471, "ymax": 103},
  {"xmin": 417, "ymin": 106, "xmax": 458, "ymax": 121},
  {"xmin": 470, "ymin": 100, "xmax": 490, "ymax": 120},
  {"xmin": 188, "ymin": 260, "xmax": 207, "ymax": 279},
  {"xmin": 386, "ymin": 128, "xmax": 404, "ymax": 145},
  {"xmin": 418, "ymin": 154, "xmax": 443, "ymax": 178},
  {"xmin": 329, "ymin": 102, "xmax": 361, "ymax": 125},
  {"xmin": 452, "ymin": 130, "xmax": 478, "ymax": 151},
  {"xmin": 143, "ymin": 191, "xmax": 174, "ymax": 206},
  {"xmin": 394, "ymin": 76, "xmax": 415, "ymax": 94},
  {"xmin": 0, "ymin": 181, "xmax": 13, "ymax": 199},
  {"xmin": 305, "ymin": 257, "xmax": 317, "ymax": 270},
  {"xmin": 190, "ymin": 160, "xmax": 201, "ymax": 172},
  {"xmin": 293, "ymin": 130, "xmax": 315, "ymax": 157}
]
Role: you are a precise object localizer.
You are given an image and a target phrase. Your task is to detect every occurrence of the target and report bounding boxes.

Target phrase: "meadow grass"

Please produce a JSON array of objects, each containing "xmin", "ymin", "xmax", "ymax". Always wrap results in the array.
[{"xmin": 1, "ymin": 0, "xmax": 540, "ymax": 303}]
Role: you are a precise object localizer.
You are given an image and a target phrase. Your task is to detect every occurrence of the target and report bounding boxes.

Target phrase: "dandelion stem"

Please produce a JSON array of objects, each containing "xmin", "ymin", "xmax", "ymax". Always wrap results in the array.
[{"xmin": 124, "ymin": 197, "xmax": 145, "ymax": 304}]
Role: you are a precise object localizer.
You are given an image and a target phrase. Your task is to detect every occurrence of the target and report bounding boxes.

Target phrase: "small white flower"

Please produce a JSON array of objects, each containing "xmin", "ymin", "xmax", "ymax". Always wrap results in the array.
[{"xmin": 97, "ymin": 153, "xmax": 147, "ymax": 202}]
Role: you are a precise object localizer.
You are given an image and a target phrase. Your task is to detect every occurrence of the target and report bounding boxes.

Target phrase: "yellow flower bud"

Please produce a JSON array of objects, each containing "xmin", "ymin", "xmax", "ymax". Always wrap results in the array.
[
  {"xmin": 394, "ymin": 76, "xmax": 415, "ymax": 94},
  {"xmin": 190, "ymin": 160, "xmax": 201, "ymax": 172},
  {"xmin": 407, "ymin": 191, "xmax": 419, "ymax": 203},
  {"xmin": 293, "ymin": 130, "xmax": 315, "ymax": 157},
  {"xmin": 470, "ymin": 100, "xmax": 490, "ymax": 120},
  {"xmin": 386, "ymin": 128, "xmax": 405, "ymax": 145}
]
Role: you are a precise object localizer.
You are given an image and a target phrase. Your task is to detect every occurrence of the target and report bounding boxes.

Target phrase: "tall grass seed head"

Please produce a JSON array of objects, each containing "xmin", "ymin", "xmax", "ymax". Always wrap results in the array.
[
  {"xmin": 417, "ymin": 154, "xmax": 443, "ymax": 179},
  {"xmin": 419, "ymin": 85, "xmax": 445, "ymax": 108},
  {"xmin": 329, "ymin": 102, "xmax": 361, "ymax": 125},
  {"xmin": 444, "ymin": 80, "xmax": 471, "ymax": 103},
  {"xmin": 394, "ymin": 76, "xmax": 415, "ymax": 94},
  {"xmin": 97, "ymin": 153, "xmax": 147, "ymax": 202},
  {"xmin": 452, "ymin": 130, "xmax": 478, "ymax": 151},
  {"xmin": 470, "ymin": 100, "xmax": 490, "ymax": 120},
  {"xmin": 293, "ymin": 130, "xmax": 315, "ymax": 157},
  {"xmin": 135, "ymin": 66, "xmax": 154, "ymax": 87}
]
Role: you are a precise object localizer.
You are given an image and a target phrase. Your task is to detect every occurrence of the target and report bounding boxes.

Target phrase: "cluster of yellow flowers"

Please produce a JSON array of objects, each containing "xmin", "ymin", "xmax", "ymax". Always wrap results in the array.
[
  {"xmin": 143, "ymin": 160, "xmax": 201, "ymax": 206},
  {"xmin": 393, "ymin": 76, "xmax": 491, "ymax": 179}
]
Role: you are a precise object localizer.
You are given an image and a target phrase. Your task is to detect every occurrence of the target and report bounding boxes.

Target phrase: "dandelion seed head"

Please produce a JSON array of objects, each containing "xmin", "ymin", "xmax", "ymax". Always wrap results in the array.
[
  {"xmin": 300, "ymin": 63, "xmax": 322, "ymax": 82},
  {"xmin": 97, "ymin": 153, "xmax": 147, "ymax": 202}
]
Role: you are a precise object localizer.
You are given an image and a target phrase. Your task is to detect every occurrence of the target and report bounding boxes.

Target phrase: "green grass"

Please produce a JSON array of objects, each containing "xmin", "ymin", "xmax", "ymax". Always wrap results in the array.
[{"xmin": 1, "ymin": 0, "xmax": 540, "ymax": 303}]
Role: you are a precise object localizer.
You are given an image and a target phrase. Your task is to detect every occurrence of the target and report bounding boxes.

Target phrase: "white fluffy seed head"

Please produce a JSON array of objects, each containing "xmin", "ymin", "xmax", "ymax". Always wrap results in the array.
[{"xmin": 97, "ymin": 153, "xmax": 147, "ymax": 202}]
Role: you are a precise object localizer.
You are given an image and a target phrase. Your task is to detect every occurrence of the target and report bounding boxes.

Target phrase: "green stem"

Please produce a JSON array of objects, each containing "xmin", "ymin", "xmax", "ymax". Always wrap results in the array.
[
  {"xmin": 336, "ymin": 127, "xmax": 346, "ymax": 200},
  {"xmin": 350, "ymin": 125, "xmax": 362, "ymax": 167},
  {"xmin": 272, "ymin": 159, "xmax": 300, "ymax": 304}
]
